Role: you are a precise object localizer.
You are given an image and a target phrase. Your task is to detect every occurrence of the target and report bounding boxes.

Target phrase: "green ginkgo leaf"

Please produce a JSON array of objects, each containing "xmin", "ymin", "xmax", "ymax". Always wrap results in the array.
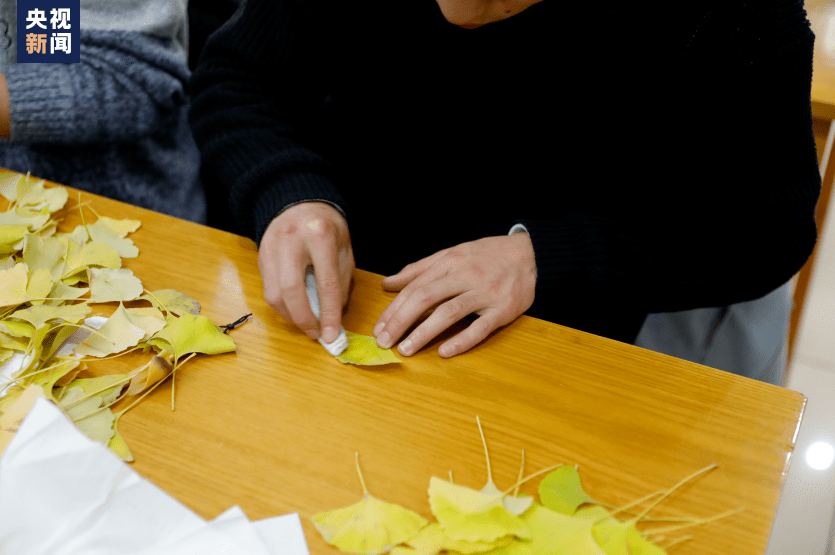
[{"xmin": 539, "ymin": 466, "xmax": 596, "ymax": 516}]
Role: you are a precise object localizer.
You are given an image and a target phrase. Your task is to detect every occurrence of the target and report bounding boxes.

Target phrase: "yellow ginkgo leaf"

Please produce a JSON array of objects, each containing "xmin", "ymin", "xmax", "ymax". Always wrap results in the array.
[
  {"xmin": 126, "ymin": 353, "xmax": 173, "ymax": 395},
  {"xmin": 88, "ymin": 267, "xmax": 144, "ymax": 302},
  {"xmin": 46, "ymin": 281, "xmax": 89, "ymax": 306},
  {"xmin": 94, "ymin": 216, "xmax": 141, "ymax": 238},
  {"xmin": 408, "ymin": 522, "xmax": 512, "ymax": 555},
  {"xmin": 66, "ymin": 223, "xmax": 139, "ymax": 258},
  {"xmin": 0, "ymin": 170, "xmax": 21, "ymax": 202},
  {"xmin": 22, "ymin": 234, "xmax": 67, "ymax": 281},
  {"xmin": 74, "ymin": 304, "xmax": 146, "ymax": 357},
  {"xmin": 64, "ymin": 239, "xmax": 121, "ymax": 278},
  {"xmin": 16, "ymin": 175, "xmax": 68, "ymax": 212},
  {"xmin": 11, "ymin": 302, "xmax": 92, "ymax": 330},
  {"xmin": 140, "ymin": 289, "xmax": 201, "ymax": 316},
  {"xmin": 428, "ymin": 477, "xmax": 531, "ymax": 544},
  {"xmin": 313, "ymin": 453, "xmax": 428, "ymax": 555},
  {"xmin": 0, "ymin": 262, "xmax": 31, "ymax": 307},
  {"xmin": 108, "ymin": 418, "xmax": 134, "ymax": 462},
  {"xmin": 57, "ymin": 385, "xmax": 117, "ymax": 446},
  {"xmin": 0, "ymin": 319, "xmax": 34, "ymax": 338},
  {"xmin": 26, "ymin": 268, "xmax": 54, "ymax": 305},
  {"xmin": 147, "ymin": 313, "xmax": 236, "ymax": 360},
  {"xmin": 336, "ymin": 331, "xmax": 401, "ymax": 366},
  {"xmin": 0, "ymin": 384, "xmax": 45, "ymax": 457},
  {"xmin": 0, "ymin": 224, "xmax": 28, "ymax": 249}
]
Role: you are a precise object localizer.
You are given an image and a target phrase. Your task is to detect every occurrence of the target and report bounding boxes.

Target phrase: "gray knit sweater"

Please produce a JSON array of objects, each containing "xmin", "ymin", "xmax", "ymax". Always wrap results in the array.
[{"xmin": 0, "ymin": 0, "xmax": 205, "ymax": 223}]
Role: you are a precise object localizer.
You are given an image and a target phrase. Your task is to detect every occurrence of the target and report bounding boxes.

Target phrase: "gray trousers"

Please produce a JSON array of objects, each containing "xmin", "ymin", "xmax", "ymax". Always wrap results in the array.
[{"xmin": 634, "ymin": 280, "xmax": 793, "ymax": 386}]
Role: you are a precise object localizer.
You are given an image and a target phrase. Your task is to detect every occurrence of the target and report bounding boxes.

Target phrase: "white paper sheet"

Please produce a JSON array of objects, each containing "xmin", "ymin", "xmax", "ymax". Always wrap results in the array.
[{"xmin": 0, "ymin": 398, "xmax": 309, "ymax": 555}]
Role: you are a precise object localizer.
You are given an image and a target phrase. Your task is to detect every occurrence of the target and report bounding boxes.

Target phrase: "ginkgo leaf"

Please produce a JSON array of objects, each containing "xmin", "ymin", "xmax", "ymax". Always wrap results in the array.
[
  {"xmin": 0, "ymin": 330, "xmax": 27, "ymax": 351},
  {"xmin": 63, "ymin": 239, "xmax": 121, "ymax": 278},
  {"xmin": 0, "ymin": 384, "xmax": 45, "ymax": 457},
  {"xmin": 539, "ymin": 466, "xmax": 596, "ymax": 516},
  {"xmin": 428, "ymin": 477, "xmax": 531, "ymax": 543},
  {"xmin": 0, "ymin": 319, "xmax": 34, "ymax": 338},
  {"xmin": 57, "ymin": 385, "xmax": 117, "ymax": 446},
  {"xmin": 46, "ymin": 281, "xmax": 88, "ymax": 306},
  {"xmin": 0, "ymin": 224, "xmax": 28, "ymax": 248},
  {"xmin": 65, "ymin": 223, "xmax": 139, "ymax": 258},
  {"xmin": 126, "ymin": 354, "xmax": 173, "ymax": 395},
  {"xmin": 140, "ymin": 289, "xmax": 201, "ymax": 316},
  {"xmin": 0, "ymin": 170, "xmax": 21, "ymax": 202},
  {"xmin": 336, "ymin": 331, "xmax": 401, "ymax": 365},
  {"xmin": 16, "ymin": 176, "xmax": 68, "ymax": 212},
  {"xmin": 74, "ymin": 304, "xmax": 146, "ymax": 357},
  {"xmin": 11, "ymin": 302, "xmax": 92, "ymax": 330},
  {"xmin": 0, "ymin": 209, "xmax": 50, "ymax": 230},
  {"xmin": 26, "ymin": 268, "xmax": 54, "ymax": 305},
  {"xmin": 0, "ymin": 262, "xmax": 31, "ymax": 307},
  {"xmin": 88, "ymin": 267, "xmax": 143, "ymax": 302},
  {"xmin": 474, "ymin": 416, "xmax": 534, "ymax": 517},
  {"xmin": 95, "ymin": 216, "xmax": 141, "ymax": 238},
  {"xmin": 125, "ymin": 306, "xmax": 167, "ymax": 341},
  {"xmin": 108, "ymin": 418, "xmax": 134, "ymax": 462},
  {"xmin": 147, "ymin": 313, "xmax": 236, "ymax": 360},
  {"xmin": 22, "ymin": 234, "xmax": 67, "ymax": 281},
  {"xmin": 312, "ymin": 453, "xmax": 428, "ymax": 555},
  {"xmin": 407, "ymin": 522, "xmax": 512, "ymax": 555}
]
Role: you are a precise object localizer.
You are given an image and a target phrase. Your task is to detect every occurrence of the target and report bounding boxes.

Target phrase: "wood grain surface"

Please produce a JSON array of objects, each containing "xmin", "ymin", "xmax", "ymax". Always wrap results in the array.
[{"xmin": 3, "ymin": 170, "xmax": 806, "ymax": 554}]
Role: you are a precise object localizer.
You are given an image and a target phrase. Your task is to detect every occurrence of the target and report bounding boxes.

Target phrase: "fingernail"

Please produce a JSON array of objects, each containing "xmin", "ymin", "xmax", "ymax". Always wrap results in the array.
[
  {"xmin": 373, "ymin": 321, "xmax": 385, "ymax": 337},
  {"xmin": 398, "ymin": 339, "xmax": 413, "ymax": 356},
  {"xmin": 377, "ymin": 331, "xmax": 391, "ymax": 349},
  {"xmin": 439, "ymin": 344, "xmax": 454, "ymax": 358},
  {"xmin": 322, "ymin": 326, "xmax": 337, "ymax": 343}
]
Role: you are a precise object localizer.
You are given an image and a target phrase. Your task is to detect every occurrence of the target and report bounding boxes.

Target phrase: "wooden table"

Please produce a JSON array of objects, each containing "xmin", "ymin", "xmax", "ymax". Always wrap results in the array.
[{"xmin": 4, "ymin": 173, "xmax": 806, "ymax": 554}]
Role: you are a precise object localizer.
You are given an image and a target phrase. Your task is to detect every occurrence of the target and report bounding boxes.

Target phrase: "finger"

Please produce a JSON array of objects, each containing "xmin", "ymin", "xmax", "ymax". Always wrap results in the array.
[
  {"xmin": 277, "ymin": 246, "xmax": 320, "ymax": 340},
  {"xmin": 396, "ymin": 291, "xmax": 482, "ymax": 356},
  {"xmin": 381, "ymin": 249, "xmax": 448, "ymax": 291},
  {"xmin": 309, "ymin": 241, "xmax": 343, "ymax": 344},
  {"xmin": 376, "ymin": 272, "xmax": 466, "ymax": 349},
  {"xmin": 374, "ymin": 252, "xmax": 453, "ymax": 338},
  {"xmin": 437, "ymin": 311, "xmax": 500, "ymax": 358}
]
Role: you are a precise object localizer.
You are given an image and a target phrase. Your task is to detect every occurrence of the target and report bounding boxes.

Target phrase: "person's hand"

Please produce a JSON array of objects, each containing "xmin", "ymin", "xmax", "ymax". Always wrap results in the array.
[
  {"xmin": 373, "ymin": 233, "xmax": 536, "ymax": 358},
  {"xmin": 434, "ymin": 0, "xmax": 546, "ymax": 28},
  {"xmin": 258, "ymin": 202, "xmax": 354, "ymax": 343}
]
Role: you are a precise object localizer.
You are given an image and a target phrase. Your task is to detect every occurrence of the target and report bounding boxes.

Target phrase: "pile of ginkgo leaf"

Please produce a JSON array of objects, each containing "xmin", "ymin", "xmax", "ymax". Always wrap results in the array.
[
  {"xmin": 313, "ymin": 418, "xmax": 736, "ymax": 555},
  {"xmin": 0, "ymin": 171, "xmax": 237, "ymax": 461}
]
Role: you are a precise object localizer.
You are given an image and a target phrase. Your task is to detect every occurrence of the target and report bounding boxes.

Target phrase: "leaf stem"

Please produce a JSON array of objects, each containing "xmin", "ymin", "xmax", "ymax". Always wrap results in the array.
[{"xmin": 355, "ymin": 451, "xmax": 370, "ymax": 497}]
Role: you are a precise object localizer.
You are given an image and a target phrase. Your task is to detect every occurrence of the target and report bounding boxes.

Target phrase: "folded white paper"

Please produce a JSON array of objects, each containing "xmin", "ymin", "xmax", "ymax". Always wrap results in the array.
[{"xmin": 0, "ymin": 398, "xmax": 309, "ymax": 555}]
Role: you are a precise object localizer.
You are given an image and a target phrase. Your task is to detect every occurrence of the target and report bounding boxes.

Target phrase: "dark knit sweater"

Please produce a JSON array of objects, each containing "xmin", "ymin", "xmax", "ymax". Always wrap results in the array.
[{"xmin": 190, "ymin": 0, "xmax": 820, "ymax": 343}]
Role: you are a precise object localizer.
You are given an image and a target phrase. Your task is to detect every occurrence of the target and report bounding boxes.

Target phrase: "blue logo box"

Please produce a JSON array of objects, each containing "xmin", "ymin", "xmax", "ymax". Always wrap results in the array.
[{"xmin": 17, "ymin": 0, "xmax": 80, "ymax": 63}]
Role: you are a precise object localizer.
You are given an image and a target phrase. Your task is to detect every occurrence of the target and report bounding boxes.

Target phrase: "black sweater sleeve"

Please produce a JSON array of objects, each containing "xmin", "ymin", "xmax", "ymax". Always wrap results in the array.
[{"xmin": 189, "ymin": 0, "xmax": 345, "ymax": 243}]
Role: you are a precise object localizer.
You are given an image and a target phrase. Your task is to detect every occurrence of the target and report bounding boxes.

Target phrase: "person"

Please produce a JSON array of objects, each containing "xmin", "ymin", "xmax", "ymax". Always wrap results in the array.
[
  {"xmin": 0, "ymin": 0, "xmax": 205, "ymax": 223},
  {"xmin": 189, "ymin": 0, "xmax": 820, "ymax": 379}
]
